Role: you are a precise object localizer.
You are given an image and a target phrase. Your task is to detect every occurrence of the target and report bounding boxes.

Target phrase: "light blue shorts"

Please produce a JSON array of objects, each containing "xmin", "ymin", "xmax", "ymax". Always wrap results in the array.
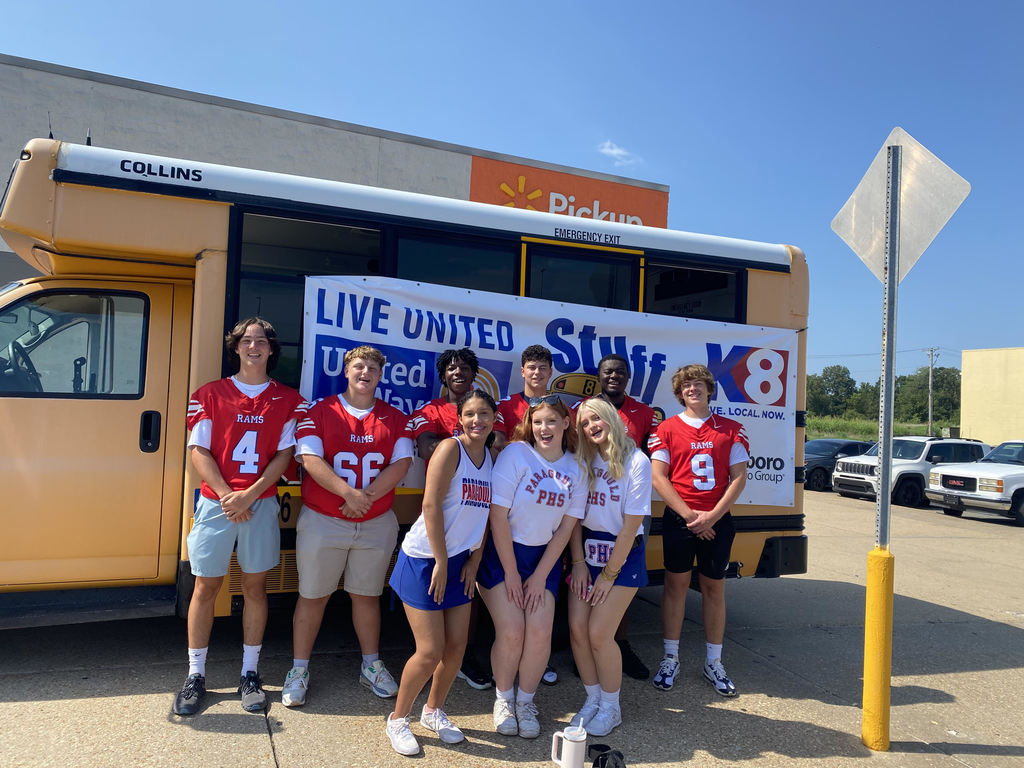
[{"xmin": 187, "ymin": 494, "xmax": 281, "ymax": 577}]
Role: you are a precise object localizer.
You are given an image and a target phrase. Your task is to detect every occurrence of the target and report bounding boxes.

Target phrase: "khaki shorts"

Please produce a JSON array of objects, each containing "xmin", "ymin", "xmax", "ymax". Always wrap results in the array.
[{"xmin": 295, "ymin": 505, "xmax": 398, "ymax": 598}]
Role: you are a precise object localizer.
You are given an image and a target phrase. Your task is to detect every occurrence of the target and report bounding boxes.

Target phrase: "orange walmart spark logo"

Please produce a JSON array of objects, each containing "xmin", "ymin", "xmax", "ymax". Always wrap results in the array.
[{"xmin": 499, "ymin": 175, "xmax": 543, "ymax": 210}]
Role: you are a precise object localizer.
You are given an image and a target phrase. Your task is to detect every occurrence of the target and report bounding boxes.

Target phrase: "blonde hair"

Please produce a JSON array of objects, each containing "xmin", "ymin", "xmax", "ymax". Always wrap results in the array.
[{"xmin": 575, "ymin": 398, "xmax": 636, "ymax": 489}]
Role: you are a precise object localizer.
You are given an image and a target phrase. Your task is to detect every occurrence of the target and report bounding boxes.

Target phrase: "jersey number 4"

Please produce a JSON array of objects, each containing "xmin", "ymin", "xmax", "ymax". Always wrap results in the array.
[
  {"xmin": 232, "ymin": 430, "xmax": 261, "ymax": 474},
  {"xmin": 333, "ymin": 451, "xmax": 386, "ymax": 488}
]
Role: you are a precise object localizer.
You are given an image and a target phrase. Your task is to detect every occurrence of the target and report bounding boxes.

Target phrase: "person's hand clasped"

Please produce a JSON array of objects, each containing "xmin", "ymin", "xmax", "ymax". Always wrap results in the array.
[{"xmin": 219, "ymin": 491, "xmax": 253, "ymax": 523}]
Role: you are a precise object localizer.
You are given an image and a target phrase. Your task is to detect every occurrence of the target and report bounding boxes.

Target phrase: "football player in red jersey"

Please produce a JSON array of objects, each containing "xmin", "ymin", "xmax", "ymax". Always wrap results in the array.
[
  {"xmin": 174, "ymin": 318, "xmax": 306, "ymax": 716},
  {"xmin": 572, "ymin": 353, "xmax": 661, "ymax": 680},
  {"xmin": 408, "ymin": 348, "xmax": 485, "ymax": 463},
  {"xmin": 280, "ymin": 345, "xmax": 413, "ymax": 707},
  {"xmin": 572, "ymin": 354, "xmax": 661, "ymax": 451},
  {"xmin": 492, "ymin": 345, "xmax": 555, "ymax": 451},
  {"xmin": 648, "ymin": 364, "xmax": 749, "ymax": 697}
]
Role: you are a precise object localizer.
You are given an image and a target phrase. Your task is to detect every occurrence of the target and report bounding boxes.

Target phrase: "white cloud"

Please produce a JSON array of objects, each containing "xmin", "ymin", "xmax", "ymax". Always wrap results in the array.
[{"xmin": 598, "ymin": 140, "xmax": 640, "ymax": 167}]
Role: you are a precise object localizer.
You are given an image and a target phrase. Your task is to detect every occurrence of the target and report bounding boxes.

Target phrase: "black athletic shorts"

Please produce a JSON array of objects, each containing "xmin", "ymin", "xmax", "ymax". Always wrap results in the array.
[{"xmin": 661, "ymin": 509, "xmax": 735, "ymax": 579}]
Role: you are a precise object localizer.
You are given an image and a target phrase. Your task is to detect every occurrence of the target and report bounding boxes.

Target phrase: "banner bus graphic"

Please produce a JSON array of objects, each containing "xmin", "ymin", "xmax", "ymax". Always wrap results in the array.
[{"xmin": 0, "ymin": 138, "xmax": 809, "ymax": 624}]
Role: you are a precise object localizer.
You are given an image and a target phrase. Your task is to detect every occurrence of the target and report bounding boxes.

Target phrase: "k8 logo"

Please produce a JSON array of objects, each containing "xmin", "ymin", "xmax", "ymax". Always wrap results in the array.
[{"xmin": 706, "ymin": 344, "xmax": 789, "ymax": 407}]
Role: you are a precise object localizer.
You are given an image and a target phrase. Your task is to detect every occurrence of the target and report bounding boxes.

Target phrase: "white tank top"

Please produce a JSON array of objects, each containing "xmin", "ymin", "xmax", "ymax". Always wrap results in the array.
[{"xmin": 402, "ymin": 438, "xmax": 494, "ymax": 558}]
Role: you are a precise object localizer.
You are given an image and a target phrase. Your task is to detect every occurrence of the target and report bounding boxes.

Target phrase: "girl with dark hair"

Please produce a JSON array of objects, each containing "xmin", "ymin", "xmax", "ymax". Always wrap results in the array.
[{"xmin": 385, "ymin": 390, "xmax": 496, "ymax": 756}]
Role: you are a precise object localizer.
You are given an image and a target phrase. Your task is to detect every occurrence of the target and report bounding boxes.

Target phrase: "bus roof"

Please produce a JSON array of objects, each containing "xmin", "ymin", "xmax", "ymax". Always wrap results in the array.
[{"xmin": 54, "ymin": 142, "xmax": 791, "ymax": 269}]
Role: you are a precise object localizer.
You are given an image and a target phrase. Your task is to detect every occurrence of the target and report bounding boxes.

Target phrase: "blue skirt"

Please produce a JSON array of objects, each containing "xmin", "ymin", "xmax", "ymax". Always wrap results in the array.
[
  {"xmin": 582, "ymin": 527, "xmax": 648, "ymax": 589},
  {"xmin": 476, "ymin": 536, "xmax": 562, "ymax": 596},
  {"xmin": 389, "ymin": 548, "xmax": 473, "ymax": 611}
]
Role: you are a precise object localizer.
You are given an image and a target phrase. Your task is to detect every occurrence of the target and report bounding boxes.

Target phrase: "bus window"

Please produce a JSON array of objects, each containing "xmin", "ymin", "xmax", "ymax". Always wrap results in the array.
[
  {"xmin": 396, "ymin": 233, "xmax": 518, "ymax": 295},
  {"xmin": 643, "ymin": 262, "xmax": 740, "ymax": 322},
  {"xmin": 239, "ymin": 214, "xmax": 382, "ymax": 388},
  {"xmin": 527, "ymin": 244, "xmax": 634, "ymax": 309},
  {"xmin": 0, "ymin": 292, "xmax": 147, "ymax": 397}
]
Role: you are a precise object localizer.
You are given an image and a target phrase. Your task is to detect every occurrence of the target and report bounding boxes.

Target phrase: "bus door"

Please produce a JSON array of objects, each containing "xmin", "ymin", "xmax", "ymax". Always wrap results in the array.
[{"xmin": 0, "ymin": 280, "xmax": 175, "ymax": 586}]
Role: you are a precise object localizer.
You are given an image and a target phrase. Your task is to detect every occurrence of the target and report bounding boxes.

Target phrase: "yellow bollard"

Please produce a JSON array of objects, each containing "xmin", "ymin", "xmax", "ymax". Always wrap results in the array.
[{"xmin": 862, "ymin": 546, "xmax": 894, "ymax": 750}]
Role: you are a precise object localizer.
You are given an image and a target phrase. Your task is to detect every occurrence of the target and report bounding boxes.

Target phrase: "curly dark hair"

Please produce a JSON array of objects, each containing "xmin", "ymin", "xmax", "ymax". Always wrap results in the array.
[{"xmin": 436, "ymin": 347, "xmax": 479, "ymax": 380}]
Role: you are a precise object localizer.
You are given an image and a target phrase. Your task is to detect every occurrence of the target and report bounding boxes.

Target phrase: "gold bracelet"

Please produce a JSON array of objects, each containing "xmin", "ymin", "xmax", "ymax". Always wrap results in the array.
[
  {"xmin": 600, "ymin": 566, "xmax": 620, "ymax": 582},
  {"xmin": 571, "ymin": 558, "xmax": 586, "ymax": 565}
]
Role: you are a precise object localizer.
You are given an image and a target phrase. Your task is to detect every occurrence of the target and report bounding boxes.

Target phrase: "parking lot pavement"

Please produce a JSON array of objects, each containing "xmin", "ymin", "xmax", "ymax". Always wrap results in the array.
[{"xmin": 1, "ymin": 493, "xmax": 1022, "ymax": 768}]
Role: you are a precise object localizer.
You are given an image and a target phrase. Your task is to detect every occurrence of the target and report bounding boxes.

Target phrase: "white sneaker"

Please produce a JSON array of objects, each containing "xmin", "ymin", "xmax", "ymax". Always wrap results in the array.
[
  {"xmin": 281, "ymin": 666, "xmax": 309, "ymax": 707},
  {"xmin": 653, "ymin": 655, "xmax": 680, "ymax": 691},
  {"xmin": 385, "ymin": 714, "xmax": 420, "ymax": 756},
  {"xmin": 516, "ymin": 700, "xmax": 540, "ymax": 738},
  {"xmin": 569, "ymin": 699, "xmax": 600, "ymax": 729},
  {"xmin": 360, "ymin": 661, "xmax": 399, "ymax": 698},
  {"xmin": 420, "ymin": 706, "xmax": 464, "ymax": 744},
  {"xmin": 703, "ymin": 658, "xmax": 737, "ymax": 697},
  {"xmin": 586, "ymin": 705, "xmax": 622, "ymax": 737},
  {"xmin": 493, "ymin": 697, "xmax": 518, "ymax": 735}
]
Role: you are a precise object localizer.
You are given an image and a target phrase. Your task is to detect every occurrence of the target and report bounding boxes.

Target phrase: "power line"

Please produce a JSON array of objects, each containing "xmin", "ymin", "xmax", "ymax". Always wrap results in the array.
[{"xmin": 807, "ymin": 347, "xmax": 944, "ymax": 359}]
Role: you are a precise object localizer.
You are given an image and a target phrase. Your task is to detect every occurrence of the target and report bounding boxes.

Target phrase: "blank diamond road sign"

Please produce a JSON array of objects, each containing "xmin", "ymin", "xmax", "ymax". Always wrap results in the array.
[{"xmin": 831, "ymin": 126, "xmax": 970, "ymax": 284}]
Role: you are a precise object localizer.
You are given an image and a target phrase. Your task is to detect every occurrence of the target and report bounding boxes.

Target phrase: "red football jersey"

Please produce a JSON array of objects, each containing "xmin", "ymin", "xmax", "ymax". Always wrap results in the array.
[
  {"xmin": 407, "ymin": 397, "xmax": 460, "ymax": 440},
  {"xmin": 297, "ymin": 396, "xmax": 410, "ymax": 522},
  {"xmin": 574, "ymin": 394, "xmax": 660, "ymax": 449},
  {"xmin": 495, "ymin": 393, "xmax": 529, "ymax": 437},
  {"xmin": 648, "ymin": 413, "xmax": 749, "ymax": 511},
  {"xmin": 187, "ymin": 378, "xmax": 306, "ymax": 500}
]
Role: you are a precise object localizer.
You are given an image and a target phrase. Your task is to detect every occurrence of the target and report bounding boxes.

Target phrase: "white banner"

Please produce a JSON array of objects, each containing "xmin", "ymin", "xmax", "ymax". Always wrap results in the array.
[{"xmin": 301, "ymin": 276, "xmax": 798, "ymax": 506}]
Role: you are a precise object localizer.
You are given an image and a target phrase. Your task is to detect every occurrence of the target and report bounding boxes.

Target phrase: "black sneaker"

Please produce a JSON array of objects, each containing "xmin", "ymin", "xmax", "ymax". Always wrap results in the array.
[
  {"xmin": 173, "ymin": 673, "xmax": 206, "ymax": 716},
  {"xmin": 456, "ymin": 653, "xmax": 492, "ymax": 690},
  {"xmin": 237, "ymin": 671, "xmax": 267, "ymax": 712},
  {"xmin": 617, "ymin": 639, "xmax": 650, "ymax": 680},
  {"xmin": 541, "ymin": 665, "xmax": 558, "ymax": 685}
]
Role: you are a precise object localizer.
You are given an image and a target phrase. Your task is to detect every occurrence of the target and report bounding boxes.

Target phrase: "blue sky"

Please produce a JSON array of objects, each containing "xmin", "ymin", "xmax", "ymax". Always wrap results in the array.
[{"xmin": 3, "ymin": 1, "xmax": 1020, "ymax": 381}]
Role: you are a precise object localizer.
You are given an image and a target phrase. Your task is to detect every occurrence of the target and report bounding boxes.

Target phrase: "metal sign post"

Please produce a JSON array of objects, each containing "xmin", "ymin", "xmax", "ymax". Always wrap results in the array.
[
  {"xmin": 831, "ymin": 127, "xmax": 970, "ymax": 752},
  {"xmin": 861, "ymin": 146, "xmax": 900, "ymax": 751}
]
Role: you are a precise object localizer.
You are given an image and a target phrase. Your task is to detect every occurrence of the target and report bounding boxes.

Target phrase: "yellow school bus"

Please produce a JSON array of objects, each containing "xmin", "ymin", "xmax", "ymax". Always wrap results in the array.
[{"xmin": 0, "ymin": 139, "xmax": 808, "ymax": 624}]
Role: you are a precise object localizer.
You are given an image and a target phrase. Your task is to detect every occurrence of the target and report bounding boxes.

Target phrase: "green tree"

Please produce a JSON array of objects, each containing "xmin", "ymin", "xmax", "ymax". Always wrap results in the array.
[
  {"xmin": 894, "ymin": 366, "xmax": 960, "ymax": 424},
  {"xmin": 847, "ymin": 379, "xmax": 880, "ymax": 419},
  {"xmin": 806, "ymin": 373, "xmax": 829, "ymax": 416},
  {"xmin": 819, "ymin": 365, "xmax": 856, "ymax": 416}
]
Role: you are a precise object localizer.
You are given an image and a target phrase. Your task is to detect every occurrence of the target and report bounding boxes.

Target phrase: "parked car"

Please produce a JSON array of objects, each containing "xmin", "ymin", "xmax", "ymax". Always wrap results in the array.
[
  {"xmin": 925, "ymin": 440, "xmax": 1024, "ymax": 525},
  {"xmin": 803, "ymin": 439, "xmax": 874, "ymax": 492},
  {"xmin": 832, "ymin": 436, "xmax": 989, "ymax": 507}
]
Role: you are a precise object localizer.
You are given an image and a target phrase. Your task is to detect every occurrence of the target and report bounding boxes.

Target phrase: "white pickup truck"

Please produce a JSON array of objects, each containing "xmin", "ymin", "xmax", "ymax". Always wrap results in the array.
[
  {"xmin": 925, "ymin": 440, "xmax": 1024, "ymax": 525},
  {"xmin": 832, "ymin": 436, "xmax": 989, "ymax": 508}
]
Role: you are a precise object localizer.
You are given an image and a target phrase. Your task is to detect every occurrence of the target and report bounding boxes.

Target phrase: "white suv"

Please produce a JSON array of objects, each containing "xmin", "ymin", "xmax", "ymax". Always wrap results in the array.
[
  {"xmin": 926, "ymin": 440, "xmax": 1024, "ymax": 525},
  {"xmin": 832, "ymin": 436, "xmax": 989, "ymax": 508}
]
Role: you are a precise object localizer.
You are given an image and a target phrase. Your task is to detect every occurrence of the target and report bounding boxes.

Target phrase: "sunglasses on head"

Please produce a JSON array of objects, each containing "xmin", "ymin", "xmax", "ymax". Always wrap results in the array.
[{"xmin": 526, "ymin": 394, "xmax": 560, "ymax": 407}]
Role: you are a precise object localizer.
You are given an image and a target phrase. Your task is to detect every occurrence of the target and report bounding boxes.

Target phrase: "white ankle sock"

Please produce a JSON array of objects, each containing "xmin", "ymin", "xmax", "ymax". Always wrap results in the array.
[{"xmin": 187, "ymin": 647, "xmax": 207, "ymax": 677}]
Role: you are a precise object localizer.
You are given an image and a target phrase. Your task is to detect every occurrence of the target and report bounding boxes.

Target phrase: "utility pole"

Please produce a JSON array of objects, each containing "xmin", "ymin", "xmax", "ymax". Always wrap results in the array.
[{"xmin": 927, "ymin": 347, "xmax": 938, "ymax": 436}]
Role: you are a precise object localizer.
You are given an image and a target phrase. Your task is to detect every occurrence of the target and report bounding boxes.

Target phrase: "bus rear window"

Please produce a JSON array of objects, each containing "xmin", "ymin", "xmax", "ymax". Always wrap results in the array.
[{"xmin": 643, "ymin": 263, "xmax": 739, "ymax": 322}]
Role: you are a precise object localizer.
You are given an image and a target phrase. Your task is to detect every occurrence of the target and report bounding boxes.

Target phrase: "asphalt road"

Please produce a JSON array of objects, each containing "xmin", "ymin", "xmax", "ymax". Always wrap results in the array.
[{"xmin": 1, "ymin": 493, "xmax": 1021, "ymax": 768}]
